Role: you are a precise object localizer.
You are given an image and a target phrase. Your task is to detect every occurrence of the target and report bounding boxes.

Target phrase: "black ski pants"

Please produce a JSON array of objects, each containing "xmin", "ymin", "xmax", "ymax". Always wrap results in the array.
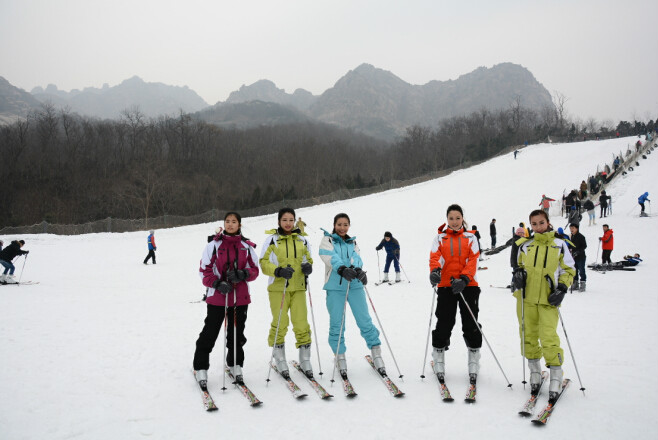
[
  {"xmin": 432, "ymin": 286, "xmax": 482, "ymax": 349},
  {"xmin": 193, "ymin": 303, "xmax": 248, "ymax": 370},
  {"xmin": 602, "ymin": 249, "xmax": 612, "ymax": 265},
  {"xmin": 143, "ymin": 249, "xmax": 156, "ymax": 264}
]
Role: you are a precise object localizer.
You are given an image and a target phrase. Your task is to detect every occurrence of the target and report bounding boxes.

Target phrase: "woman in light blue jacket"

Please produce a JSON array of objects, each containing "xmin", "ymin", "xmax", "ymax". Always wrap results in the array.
[{"xmin": 319, "ymin": 213, "xmax": 384, "ymax": 375}]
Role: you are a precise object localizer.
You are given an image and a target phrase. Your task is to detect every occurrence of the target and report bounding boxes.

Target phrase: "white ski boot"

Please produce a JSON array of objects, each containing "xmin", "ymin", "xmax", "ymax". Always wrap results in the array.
[
  {"xmin": 273, "ymin": 343, "xmax": 289, "ymax": 374},
  {"xmin": 229, "ymin": 365, "xmax": 243, "ymax": 382},
  {"xmin": 528, "ymin": 358, "xmax": 542, "ymax": 393},
  {"xmin": 395, "ymin": 272, "xmax": 401, "ymax": 282},
  {"xmin": 195, "ymin": 369, "xmax": 208, "ymax": 384},
  {"xmin": 0, "ymin": 274, "xmax": 5, "ymax": 283},
  {"xmin": 4, "ymin": 274, "xmax": 17, "ymax": 284},
  {"xmin": 549, "ymin": 365, "xmax": 563, "ymax": 402},
  {"xmin": 371, "ymin": 345, "xmax": 386, "ymax": 374},
  {"xmin": 382, "ymin": 273, "xmax": 389, "ymax": 282},
  {"xmin": 468, "ymin": 348, "xmax": 480, "ymax": 384},
  {"xmin": 299, "ymin": 343, "xmax": 314, "ymax": 378},
  {"xmin": 431, "ymin": 347, "xmax": 446, "ymax": 376},
  {"xmin": 336, "ymin": 353, "xmax": 347, "ymax": 375}
]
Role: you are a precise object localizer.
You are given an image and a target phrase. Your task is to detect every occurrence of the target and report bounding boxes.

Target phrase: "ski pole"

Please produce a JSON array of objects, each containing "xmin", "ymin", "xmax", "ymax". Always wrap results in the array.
[
  {"xmin": 558, "ymin": 309, "xmax": 586, "ymax": 395},
  {"xmin": 17, "ymin": 253, "xmax": 28, "ymax": 285},
  {"xmin": 221, "ymin": 298, "xmax": 229, "ymax": 391},
  {"xmin": 331, "ymin": 283, "xmax": 351, "ymax": 385},
  {"xmin": 376, "ymin": 250, "xmax": 382, "ymax": 284},
  {"xmin": 266, "ymin": 277, "xmax": 289, "ymax": 384},
  {"xmin": 232, "ymin": 287, "xmax": 237, "ymax": 383},
  {"xmin": 364, "ymin": 285, "xmax": 404, "ymax": 379},
  {"xmin": 456, "ymin": 285, "xmax": 513, "ymax": 388},
  {"xmin": 420, "ymin": 287, "xmax": 437, "ymax": 379},
  {"xmin": 595, "ymin": 240, "xmax": 601, "ymax": 264},
  {"xmin": 393, "ymin": 254, "xmax": 411, "ymax": 283},
  {"xmin": 521, "ymin": 285, "xmax": 527, "ymax": 389},
  {"xmin": 306, "ymin": 278, "xmax": 324, "ymax": 377}
]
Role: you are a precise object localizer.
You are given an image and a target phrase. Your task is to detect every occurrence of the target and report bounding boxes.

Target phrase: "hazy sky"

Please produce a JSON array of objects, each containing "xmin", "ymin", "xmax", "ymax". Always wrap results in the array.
[{"xmin": 2, "ymin": 0, "xmax": 657, "ymax": 123}]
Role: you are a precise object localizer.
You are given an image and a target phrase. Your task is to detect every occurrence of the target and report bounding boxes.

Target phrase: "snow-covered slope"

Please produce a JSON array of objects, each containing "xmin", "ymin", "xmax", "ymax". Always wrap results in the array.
[{"xmin": 1, "ymin": 137, "xmax": 656, "ymax": 439}]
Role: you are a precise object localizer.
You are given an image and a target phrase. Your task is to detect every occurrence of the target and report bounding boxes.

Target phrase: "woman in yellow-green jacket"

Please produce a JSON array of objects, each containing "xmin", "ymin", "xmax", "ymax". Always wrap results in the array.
[
  {"xmin": 259, "ymin": 207, "xmax": 315, "ymax": 378},
  {"xmin": 511, "ymin": 209, "xmax": 575, "ymax": 403}
]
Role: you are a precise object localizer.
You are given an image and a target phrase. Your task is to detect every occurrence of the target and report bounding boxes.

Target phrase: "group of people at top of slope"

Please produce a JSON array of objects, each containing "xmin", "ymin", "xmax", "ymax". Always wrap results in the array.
[{"xmin": 185, "ymin": 204, "xmax": 592, "ymax": 406}]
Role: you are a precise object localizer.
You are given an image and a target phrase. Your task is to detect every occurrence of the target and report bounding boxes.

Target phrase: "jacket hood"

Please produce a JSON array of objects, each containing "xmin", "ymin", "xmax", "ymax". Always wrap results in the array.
[
  {"xmin": 321, "ymin": 228, "xmax": 355, "ymax": 242},
  {"xmin": 265, "ymin": 227, "xmax": 305, "ymax": 236}
]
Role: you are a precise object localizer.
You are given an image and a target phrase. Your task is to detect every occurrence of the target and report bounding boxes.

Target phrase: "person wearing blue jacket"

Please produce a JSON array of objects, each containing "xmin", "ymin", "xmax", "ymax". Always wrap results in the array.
[
  {"xmin": 375, "ymin": 231, "xmax": 401, "ymax": 282},
  {"xmin": 319, "ymin": 213, "xmax": 385, "ymax": 376},
  {"xmin": 638, "ymin": 192, "xmax": 650, "ymax": 216},
  {"xmin": 143, "ymin": 230, "xmax": 156, "ymax": 264}
]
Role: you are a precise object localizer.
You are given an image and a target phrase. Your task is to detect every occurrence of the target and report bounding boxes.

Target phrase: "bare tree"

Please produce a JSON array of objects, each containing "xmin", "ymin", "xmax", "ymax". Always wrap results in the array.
[{"xmin": 552, "ymin": 90, "xmax": 569, "ymax": 131}]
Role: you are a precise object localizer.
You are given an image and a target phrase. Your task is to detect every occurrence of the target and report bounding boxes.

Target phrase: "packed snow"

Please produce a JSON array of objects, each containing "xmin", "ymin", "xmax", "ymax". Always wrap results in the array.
[{"xmin": 1, "ymin": 136, "xmax": 656, "ymax": 439}]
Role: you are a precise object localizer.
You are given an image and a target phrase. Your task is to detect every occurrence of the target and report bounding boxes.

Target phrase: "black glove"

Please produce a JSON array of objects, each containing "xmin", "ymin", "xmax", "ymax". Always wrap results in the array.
[
  {"xmin": 274, "ymin": 266, "xmax": 295, "ymax": 280},
  {"xmin": 337, "ymin": 265, "xmax": 357, "ymax": 281},
  {"xmin": 355, "ymin": 267, "xmax": 368, "ymax": 285},
  {"xmin": 212, "ymin": 279, "xmax": 232, "ymax": 295},
  {"xmin": 301, "ymin": 262, "xmax": 313, "ymax": 276},
  {"xmin": 429, "ymin": 268, "xmax": 442, "ymax": 286},
  {"xmin": 548, "ymin": 283, "xmax": 568, "ymax": 306},
  {"xmin": 571, "ymin": 250, "xmax": 581, "ymax": 259},
  {"xmin": 512, "ymin": 267, "xmax": 527, "ymax": 290},
  {"xmin": 451, "ymin": 275, "xmax": 469, "ymax": 295},
  {"xmin": 227, "ymin": 269, "xmax": 248, "ymax": 283}
]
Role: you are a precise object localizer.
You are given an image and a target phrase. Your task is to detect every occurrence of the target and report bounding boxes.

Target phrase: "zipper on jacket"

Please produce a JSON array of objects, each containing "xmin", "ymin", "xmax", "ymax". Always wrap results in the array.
[
  {"xmin": 533, "ymin": 245, "xmax": 539, "ymax": 267},
  {"xmin": 294, "ymin": 238, "xmax": 297, "ymax": 258},
  {"xmin": 543, "ymin": 246, "xmax": 549, "ymax": 268},
  {"xmin": 286, "ymin": 239, "xmax": 289, "ymax": 258}
]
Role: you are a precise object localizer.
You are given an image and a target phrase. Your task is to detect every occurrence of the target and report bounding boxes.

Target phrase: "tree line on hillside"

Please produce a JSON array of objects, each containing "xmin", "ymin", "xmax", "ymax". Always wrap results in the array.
[{"xmin": 0, "ymin": 102, "xmax": 655, "ymax": 227}]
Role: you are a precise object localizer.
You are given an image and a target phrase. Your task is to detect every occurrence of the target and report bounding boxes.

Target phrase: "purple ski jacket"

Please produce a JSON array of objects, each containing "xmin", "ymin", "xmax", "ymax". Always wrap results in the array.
[{"xmin": 199, "ymin": 233, "xmax": 259, "ymax": 306}]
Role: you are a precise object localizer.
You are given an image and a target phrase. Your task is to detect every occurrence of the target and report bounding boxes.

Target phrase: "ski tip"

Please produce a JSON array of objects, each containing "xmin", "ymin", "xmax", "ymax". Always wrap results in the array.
[
  {"xmin": 420, "ymin": 374, "xmax": 426, "ymax": 379},
  {"xmin": 531, "ymin": 419, "xmax": 548, "ymax": 426}
]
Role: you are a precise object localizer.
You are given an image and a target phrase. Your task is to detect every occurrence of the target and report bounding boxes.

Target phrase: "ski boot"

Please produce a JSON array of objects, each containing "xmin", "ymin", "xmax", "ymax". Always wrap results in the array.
[
  {"xmin": 549, "ymin": 365, "xmax": 563, "ymax": 402},
  {"xmin": 299, "ymin": 343, "xmax": 314, "ymax": 378},
  {"xmin": 195, "ymin": 369, "xmax": 208, "ymax": 386},
  {"xmin": 229, "ymin": 365, "xmax": 243, "ymax": 383},
  {"xmin": 395, "ymin": 272, "xmax": 401, "ymax": 282},
  {"xmin": 382, "ymin": 273, "xmax": 389, "ymax": 282},
  {"xmin": 4, "ymin": 274, "xmax": 17, "ymax": 284},
  {"xmin": 579, "ymin": 281, "xmax": 586, "ymax": 292},
  {"xmin": 272, "ymin": 343, "xmax": 289, "ymax": 376},
  {"xmin": 336, "ymin": 353, "xmax": 348, "ymax": 377},
  {"xmin": 528, "ymin": 358, "xmax": 542, "ymax": 393},
  {"xmin": 468, "ymin": 347, "xmax": 480, "ymax": 384},
  {"xmin": 371, "ymin": 345, "xmax": 386, "ymax": 375},
  {"xmin": 431, "ymin": 347, "xmax": 446, "ymax": 380},
  {"xmin": 571, "ymin": 280, "xmax": 579, "ymax": 292}
]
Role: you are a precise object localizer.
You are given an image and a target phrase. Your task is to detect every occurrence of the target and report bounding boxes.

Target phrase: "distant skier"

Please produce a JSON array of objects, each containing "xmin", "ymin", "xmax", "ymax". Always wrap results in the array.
[
  {"xmin": 194, "ymin": 212, "xmax": 259, "ymax": 385},
  {"xmin": 429, "ymin": 204, "xmax": 482, "ymax": 385},
  {"xmin": 472, "ymin": 225, "xmax": 483, "ymax": 260},
  {"xmin": 511, "ymin": 209, "xmax": 575, "ymax": 402},
  {"xmin": 295, "ymin": 217, "xmax": 307, "ymax": 234},
  {"xmin": 569, "ymin": 224, "xmax": 587, "ymax": 291},
  {"xmin": 0, "ymin": 240, "xmax": 29, "ymax": 284},
  {"xmin": 638, "ymin": 192, "xmax": 650, "ymax": 216},
  {"xmin": 143, "ymin": 230, "xmax": 156, "ymax": 264},
  {"xmin": 514, "ymin": 150, "xmax": 519, "ymax": 159},
  {"xmin": 583, "ymin": 199, "xmax": 596, "ymax": 225},
  {"xmin": 375, "ymin": 231, "xmax": 401, "ymax": 282},
  {"xmin": 598, "ymin": 190, "xmax": 610, "ymax": 218},
  {"xmin": 490, "ymin": 219, "xmax": 497, "ymax": 248},
  {"xmin": 539, "ymin": 194, "xmax": 555, "ymax": 216},
  {"xmin": 599, "ymin": 224, "xmax": 614, "ymax": 265},
  {"xmin": 319, "ymin": 213, "xmax": 386, "ymax": 376},
  {"xmin": 566, "ymin": 205, "xmax": 581, "ymax": 227}
]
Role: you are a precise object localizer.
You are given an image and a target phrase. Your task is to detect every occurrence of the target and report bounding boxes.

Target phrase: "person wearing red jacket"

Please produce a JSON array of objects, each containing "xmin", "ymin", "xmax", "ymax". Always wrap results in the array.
[
  {"xmin": 193, "ymin": 212, "xmax": 260, "ymax": 384},
  {"xmin": 428, "ymin": 204, "xmax": 482, "ymax": 384},
  {"xmin": 599, "ymin": 224, "xmax": 614, "ymax": 265}
]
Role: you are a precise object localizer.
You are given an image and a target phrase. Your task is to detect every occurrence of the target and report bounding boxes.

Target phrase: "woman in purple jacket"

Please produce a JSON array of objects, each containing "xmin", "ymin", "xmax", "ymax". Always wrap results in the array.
[{"xmin": 193, "ymin": 212, "xmax": 259, "ymax": 384}]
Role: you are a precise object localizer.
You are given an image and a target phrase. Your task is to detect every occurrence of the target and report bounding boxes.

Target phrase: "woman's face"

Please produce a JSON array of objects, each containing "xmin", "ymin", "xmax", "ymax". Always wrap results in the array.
[
  {"xmin": 334, "ymin": 217, "xmax": 350, "ymax": 237},
  {"xmin": 530, "ymin": 214, "xmax": 549, "ymax": 234},
  {"xmin": 279, "ymin": 213, "xmax": 295, "ymax": 233},
  {"xmin": 224, "ymin": 215, "xmax": 240, "ymax": 234},
  {"xmin": 447, "ymin": 210, "xmax": 463, "ymax": 231}
]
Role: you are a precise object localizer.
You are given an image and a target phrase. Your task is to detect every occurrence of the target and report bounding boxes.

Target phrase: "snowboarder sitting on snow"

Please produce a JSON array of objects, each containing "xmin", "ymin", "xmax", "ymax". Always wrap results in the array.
[
  {"xmin": 376, "ymin": 231, "xmax": 401, "ymax": 282},
  {"xmin": 0, "ymin": 240, "xmax": 29, "ymax": 284}
]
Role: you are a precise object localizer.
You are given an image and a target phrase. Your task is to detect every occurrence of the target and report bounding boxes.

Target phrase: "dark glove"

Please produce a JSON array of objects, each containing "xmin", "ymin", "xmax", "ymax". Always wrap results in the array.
[
  {"xmin": 154, "ymin": 247, "xmax": 157, "ymax": 251},
  {"xmin": 548, "ymin": 283, "xmax": 568, "ymax": 306},
  {"xmin": 355, "ymin": 267, "xmax": 368, "ymax": 285},
  {"xmin": 337, "ymin": 265, "xmax": 357, "ymax": 281},
  {"xmin": 212, "ymin": 279, "xmax": 232, "ymax": 295},
  {"xmin": 512, "ymin": 267, "xmax": 527, "ymax": 290},
  {"xmin": 227, "ymin": 269, "xmax": 248, "ymax": 283},
  {"xmin": 451, "ymin": 275, "xmax": 469, "ymax": 295},
  {"xmin": 274, "ymin": 266, "xmax": 295, "ymax": 280},
  {"xmin": 429, "ymin": 268, "xmax": 442, "ymax": 286},
  {"xmin": 301, "ymin": 262, "xmax": 313, "ymax": 276},
  {"xmin": 571, "ymin": 250, "xmax": 581, "ymax": 259}
]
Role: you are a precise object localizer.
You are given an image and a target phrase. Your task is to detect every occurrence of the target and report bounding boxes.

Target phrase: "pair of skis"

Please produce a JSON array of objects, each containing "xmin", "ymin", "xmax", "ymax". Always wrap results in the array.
[
  {"xmin": 430, "ymin": 361, "xmax": 475, "ymax": 403},
  {"xmin": 192, "ymin": 368, "xmax": 262, "ymax": 411},
  {"xmin": 518, "ymin": 372, "xmax": 571, "ymax": 425},
  {"xmin": 374, "ymin": 280, "xmax": 403, "ymax": 286},
  {"xmin": 0, "ymin": 280, "xmax": 39, "ymax": 286}
]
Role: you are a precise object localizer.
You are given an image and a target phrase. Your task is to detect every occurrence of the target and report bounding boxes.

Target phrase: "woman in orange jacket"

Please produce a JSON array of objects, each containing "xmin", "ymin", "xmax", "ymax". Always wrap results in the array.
[{"xmin": 428, "ymin": 204, "xmax": 482, "ymax": 384}]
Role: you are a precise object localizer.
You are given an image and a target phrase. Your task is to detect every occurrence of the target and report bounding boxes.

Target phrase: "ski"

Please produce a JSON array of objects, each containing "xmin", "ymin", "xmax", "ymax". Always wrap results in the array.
[
  {"xmin": 225, "ymin": 367, "xmax": 263, "ymax": 407},
  {"xmin": 490, "ymin": 284, "xmax": 512, "ymax": 290},
  {"xmin": 387, "ymin": 280, "xmax": 403, "ymax": 285},
  {"xmin": 519, "ymin": 371, "xmax": 549, "ymax": 416},
  {"xmin": 477, "ymin": 267, "xmax": 488, "ymax": 270},
  {"xmin": 374, "ymin": 281, "xmax": 388, "ymax": 286},
  {"xmin": 192, "ymin": 370, "xmax": 218, "ymax": 412},
  {"xmin": 465, "ymin": 378, "xmax": 477, "ymax": 403},
  {"xmin": 430, "ymin": 361, "xmax": 453, "ymax": 402},
  {"xmin": 0, "ymin": 281, "xmax": 39, "ymax": 286},
  {"xmin": 332, "ymin": 369, "xmax": 358, "ymax": 397},
  {"xmin": 270, "ymin": 362, "xmax": 308, "ymax": 399},
  {"xmin": 365, "ymin": 355, "xmax": 404, "ymax": 397},
  {"xmin": 532, "ymin": 378, "xmax": 571, "ymax": 425},
  {"xmin": 291, "ymin": 361, "xmax": 333, "ymax": 399}
]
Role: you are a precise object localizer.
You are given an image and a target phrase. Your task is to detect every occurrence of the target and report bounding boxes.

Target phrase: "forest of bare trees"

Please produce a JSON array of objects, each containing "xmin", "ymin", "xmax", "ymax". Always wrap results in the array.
[{"xmin": 1, "ymin": 102, "xmax": 654, "ymax": 227}]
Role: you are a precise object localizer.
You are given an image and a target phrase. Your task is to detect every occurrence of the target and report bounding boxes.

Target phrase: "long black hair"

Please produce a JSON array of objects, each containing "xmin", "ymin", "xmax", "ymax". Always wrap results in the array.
[
  {"xmin": 332, "ymin": 213, "xmax": 351, "ymax": 234},
  {"xmin": 446, "ymin": 204, "xmax": 469, "ymax": 229}
]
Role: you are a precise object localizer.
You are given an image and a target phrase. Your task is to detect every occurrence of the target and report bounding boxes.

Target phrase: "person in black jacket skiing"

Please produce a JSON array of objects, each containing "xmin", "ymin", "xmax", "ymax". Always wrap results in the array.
[
  {"xmin": 569, "ymin": 224, "xmax": 587, "ymax": 291},
  {"xmin": 375, "ymin": 231, "xmax": 401, "ymax": 282},
  {"xmin": 0, "ymin": 240, "xmax": 29, "ymax": 284},
  {"xmin": 583, "ymin": 199, "xmax": 596, "ymax": 226},
  {"xmin": 490, "ymin": 219, "xmax": 497, "ymax": 248}
]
